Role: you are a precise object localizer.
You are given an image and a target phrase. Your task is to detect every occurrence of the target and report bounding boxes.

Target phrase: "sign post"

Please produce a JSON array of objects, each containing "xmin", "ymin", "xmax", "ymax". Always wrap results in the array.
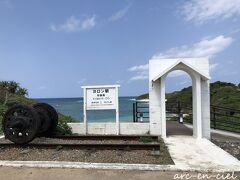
[
  {"xmin": 83, "ymin": 87, "xmax": 87, "ymax": 134},
  {"xmin": 81, "ymin": 85, "xmax": 120, "ymax": 135}
]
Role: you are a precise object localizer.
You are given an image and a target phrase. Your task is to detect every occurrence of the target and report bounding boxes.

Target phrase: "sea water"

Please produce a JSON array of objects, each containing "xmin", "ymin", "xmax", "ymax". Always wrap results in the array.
[{"xmin": 35, "ymin": 97, "xmax": 136, "ymax": 122}]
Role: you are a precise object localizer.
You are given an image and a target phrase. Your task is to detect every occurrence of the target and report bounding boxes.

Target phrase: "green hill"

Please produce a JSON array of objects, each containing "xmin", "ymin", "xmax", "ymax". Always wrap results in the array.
[
  {"xmin": 0, "ymin": 81, "xmax": 74, "ymax": 135},
  {"xmin": 137, "ymin": 81, "xmax": 240, "ymax": 110}
]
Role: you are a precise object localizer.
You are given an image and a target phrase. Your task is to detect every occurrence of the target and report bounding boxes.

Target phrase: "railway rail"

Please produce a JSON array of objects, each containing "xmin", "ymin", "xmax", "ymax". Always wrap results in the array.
[
  {"xmin": 0, "ymin": 142, "xmax": 160, "ymax": 150},
  {"xmin": 0, "ymin": 135, "xmax": 160, "ymax": 150},
  {"xmin": 50, "ymin": 135, "xmax": 159, "ymax": 141}
]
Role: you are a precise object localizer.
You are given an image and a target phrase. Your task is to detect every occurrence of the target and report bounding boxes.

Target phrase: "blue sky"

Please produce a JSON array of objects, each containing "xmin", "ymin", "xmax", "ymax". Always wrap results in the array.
[{"xmin": 0, "ymin": 0, "xmax": 240, "ymax": 98}]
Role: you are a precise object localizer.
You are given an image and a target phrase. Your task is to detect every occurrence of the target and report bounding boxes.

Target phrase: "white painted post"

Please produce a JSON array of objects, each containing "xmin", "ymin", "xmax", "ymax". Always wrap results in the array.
[
  {"xmin": 115, "ymin": 87, "xmax": 120, "ymax": 135},
  {"xmin": 149, "ymin": 79, "xmax": 162, "ymax": 135},
  {"xmin": 83, "ymin": 88, "xmax": 87, "ymax": 134},
  {"xmin": 160, "ymin": 75, "xmax": 166, "ymax": 139},
  {"xmin": 201, "ymin": 79, "xmax": 211, "ymax": 139},
  {"xmin": 193, "ymin": 75, "xmax": 202, "ymax": 139}
]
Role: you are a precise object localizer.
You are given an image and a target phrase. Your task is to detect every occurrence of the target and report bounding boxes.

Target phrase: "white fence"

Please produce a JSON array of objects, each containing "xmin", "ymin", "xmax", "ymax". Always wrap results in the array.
[{"xmin": 67, "ymin": 123, "xmax": 150, "ymax": 135}]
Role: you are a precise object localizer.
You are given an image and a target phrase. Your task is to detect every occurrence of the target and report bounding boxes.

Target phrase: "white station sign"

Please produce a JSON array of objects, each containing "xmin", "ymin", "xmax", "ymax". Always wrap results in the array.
[
  {"xmin": 82, "ymin": 85, "xmax": 120, "ymax": 134},
  {"xmin": 86, "ymin": 87, "xmax": 116, "ymax": 110}
]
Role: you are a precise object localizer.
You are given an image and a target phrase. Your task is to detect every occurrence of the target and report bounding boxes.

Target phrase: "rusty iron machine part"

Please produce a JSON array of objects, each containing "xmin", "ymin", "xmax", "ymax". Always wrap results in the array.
[{"xmin": 2, "ymin": 103, "xmax": 58, "ymax": 144}]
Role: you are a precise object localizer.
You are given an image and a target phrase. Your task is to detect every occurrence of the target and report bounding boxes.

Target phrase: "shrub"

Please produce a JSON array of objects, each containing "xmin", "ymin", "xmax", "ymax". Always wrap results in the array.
[{"xmin": 53, "ymin": 122, "xmax": 72, "ymax": 136}]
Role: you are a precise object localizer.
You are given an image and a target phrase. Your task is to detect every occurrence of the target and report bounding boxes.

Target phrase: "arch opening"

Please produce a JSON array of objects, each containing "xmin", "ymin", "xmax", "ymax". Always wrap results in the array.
[{"xmin": 165, "ymin": 70, "xmax": 193, "ymax": 137}]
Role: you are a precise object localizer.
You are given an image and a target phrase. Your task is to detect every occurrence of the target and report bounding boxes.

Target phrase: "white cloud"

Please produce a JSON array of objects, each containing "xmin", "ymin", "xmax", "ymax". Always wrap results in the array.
[
  {"xmin": 128, "ymin": 64, "xmax": 149, "ymax": 72},
  {"xmin": 209, "ymin": 63, "xmax": 218, "ymax": 71},
  {"xmin": 39, "ymin": 86, "xmax": 47, "ymax": 90},
  {"xmin": 153, "ymin": 35, "xmax": 233, "ymax": 59},
  {"xmin": 128, "ymin": 64, "xmax": 148, "ymax": 81},
  {"xmin": 129, "ymin": 72, "xmax": 148, "ymax": 81},
  {"xmin": 109, "ymin": 5, "xmax": 131, "ymax": 22},
  {"xmin": 115, "ymin": 80, "xmax": 123, "ymax": 84},
  {"xmin": 77, "ymin": 78, "xmax": 86, "ymax": 84},
  {"xmin": 168, "ymin": 70, "xmax": 186, "ymax": 78},
  {"xmin": 229, "ymin": 27, "xmax": 240, "ymax": 36},
  {"xmin": 129, "ymin": 35, "xmax": 233, "ymax": 81},
  {"xmin": 178, "ymin": 80, "xmax": 190, "ymax": 85},
  {"xmin": 180, "ymin": 0, "xmax": 240, "ymax": 24},
  {"xmin": 50, "ymin": 15, "xmax": 96, "ymax": 32}
]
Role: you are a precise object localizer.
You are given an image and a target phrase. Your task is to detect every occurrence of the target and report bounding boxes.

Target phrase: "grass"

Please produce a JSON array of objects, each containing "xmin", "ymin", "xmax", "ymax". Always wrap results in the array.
[{"xmin": 139, "ymin": 136, "xmax": 155, "ymax": 143}]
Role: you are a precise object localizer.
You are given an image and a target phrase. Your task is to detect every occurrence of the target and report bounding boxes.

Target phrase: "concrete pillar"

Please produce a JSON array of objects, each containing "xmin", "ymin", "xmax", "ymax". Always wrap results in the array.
[
  {"xmin": 201, "ymin": 79, "xmax": 211, "ymax": 139},
  {"xmin": 160, "ymin": 75, "xmax": 166, "ymax": 138},
  {"xmin": 149, "ymin": 79, "xmax": 161, "ymax": 135},
  {"xmin": 192, "ymin": 74, "xmax": 202, "ymax": 139}
]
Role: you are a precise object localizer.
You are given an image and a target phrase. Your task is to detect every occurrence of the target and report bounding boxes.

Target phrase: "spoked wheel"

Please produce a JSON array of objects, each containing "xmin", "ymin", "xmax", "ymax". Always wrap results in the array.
[
  {"xmin": 2, "ymin": 105, "xmax": 41, "ymax": 144},
  {"xmin": 33, "ymin": 103, "xmax": 58, "ymax": 136}
]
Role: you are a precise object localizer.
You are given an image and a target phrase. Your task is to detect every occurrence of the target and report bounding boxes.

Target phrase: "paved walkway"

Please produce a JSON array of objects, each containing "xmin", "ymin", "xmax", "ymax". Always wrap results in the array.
[
  {"xmin": 167, "ymin": 120, "xmax": 240, "ymax": 141},
  {"xmin": 165, "ymin": 121, "xmax": 240, "ymax": 171},
  {"xmin": 167, "ymin": 121, "xmax": 193, "ymax": 136},
  {"xmin": 1, "ymin": 166, "xmax": 238, "ymax": 180},
  {"xmin": 164, "ymin": 136, "xmax": 240, "ymax": 172}
]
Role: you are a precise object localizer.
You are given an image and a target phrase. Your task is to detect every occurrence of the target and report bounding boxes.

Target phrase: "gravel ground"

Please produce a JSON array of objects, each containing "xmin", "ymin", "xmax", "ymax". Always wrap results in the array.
[
  {"xmin": 212, "ymin": 138, "xmax": 240, "ymax": 160},
  {"xmin": 0, "ymin": 138, "xmax": 174, "ymax": 164}
]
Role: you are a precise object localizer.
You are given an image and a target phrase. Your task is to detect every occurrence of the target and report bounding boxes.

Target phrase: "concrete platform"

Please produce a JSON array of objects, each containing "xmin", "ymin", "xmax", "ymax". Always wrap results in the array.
[{"xmin": 164, "ymin": 136, "xmax": 240, "ymax": 172}]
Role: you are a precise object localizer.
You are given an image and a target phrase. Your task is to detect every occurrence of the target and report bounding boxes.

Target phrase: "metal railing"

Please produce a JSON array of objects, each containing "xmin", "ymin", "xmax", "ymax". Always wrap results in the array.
[
  {"xmin": 210, "ymin": 105, "xmax": 240, "ymax": 133},
  {"xmin": 133, "ymin": 101, "xmax": 240, "ymax": 133},
  {"xmin": 133, "ymin": 101, "xmax": 149, "ymax": 122}
]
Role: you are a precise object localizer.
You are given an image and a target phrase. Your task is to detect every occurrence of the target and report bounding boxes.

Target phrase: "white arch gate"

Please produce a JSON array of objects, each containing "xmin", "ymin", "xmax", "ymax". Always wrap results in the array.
[{"xmin": 149, "ymin": 58, "xmax": 211, "ymax": 139}]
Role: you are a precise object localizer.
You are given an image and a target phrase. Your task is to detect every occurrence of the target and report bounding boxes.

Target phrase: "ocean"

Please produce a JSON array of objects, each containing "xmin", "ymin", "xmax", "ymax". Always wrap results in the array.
[{"xmin": 35, "ymin": 97, "xmax": 136, "ymax": 122}]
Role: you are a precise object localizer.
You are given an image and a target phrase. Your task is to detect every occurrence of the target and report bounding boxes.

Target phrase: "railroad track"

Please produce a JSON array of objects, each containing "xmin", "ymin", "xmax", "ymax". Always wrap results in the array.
[
  {"xmin": 50, "ymin": 135, "xmax": 159, "ymax": 141},
  {"xmin": 0, "ymin": 136, "xmax": 160, "ymax": 150},
  {"xmin": 0, "ymin": 143, "xmax": 160, "ymax": 150}
]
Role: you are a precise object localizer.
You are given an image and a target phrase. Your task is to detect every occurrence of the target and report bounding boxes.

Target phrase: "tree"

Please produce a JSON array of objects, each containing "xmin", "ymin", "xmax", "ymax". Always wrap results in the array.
[
  {"xmin": 0, "ymin": 81, "xmax": 10, "ymax": 105},
  {"xmin": 0, "ymin": 81, "xmax": 9, "ymax": 89},
  {"xmin": 7, "ymin": 81, "xmax": 19, "ymax": 94},
  {"xmin": 0, "ymin": 81, "xmax": 28, "ymax": 105},
  {"xmin": 0, "ymin": 87, "xmax": 6, "ymax": 103},
  {"xmin": 17, "ymin": 88, "xmax": 28, "ymax": 96}
]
